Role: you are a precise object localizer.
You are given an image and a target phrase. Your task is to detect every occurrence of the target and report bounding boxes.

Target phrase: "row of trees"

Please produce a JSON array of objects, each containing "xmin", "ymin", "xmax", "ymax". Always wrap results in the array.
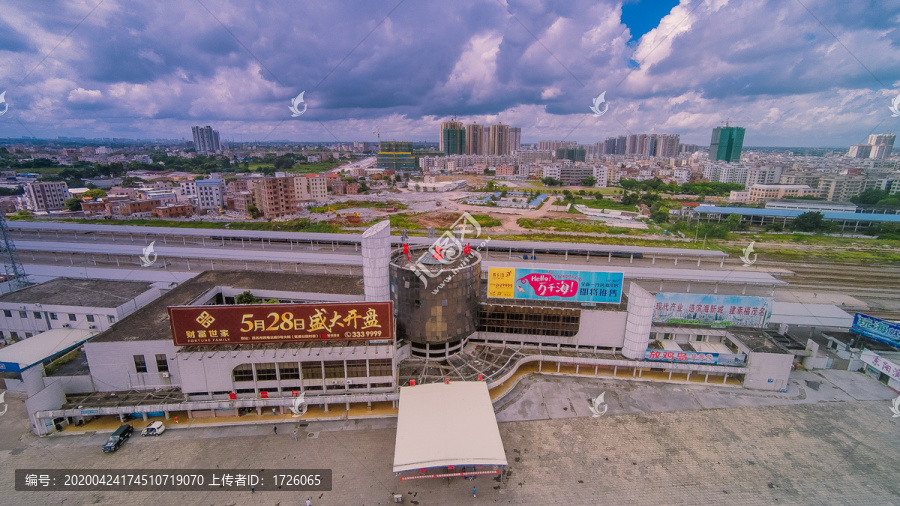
[
  {"xmin": 850, "ymin": 188, "xmax": 900, "ymax": 208},
  {"xmin": 618, "ymin": 178, "xmax": 743, "ymax": 196}
]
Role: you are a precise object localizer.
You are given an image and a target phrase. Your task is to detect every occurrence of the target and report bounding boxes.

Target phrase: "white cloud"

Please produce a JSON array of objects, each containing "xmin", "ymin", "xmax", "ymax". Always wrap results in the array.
[{"xmin": 68, "ymin": 88, "xmax": 103, "ymax": 103}]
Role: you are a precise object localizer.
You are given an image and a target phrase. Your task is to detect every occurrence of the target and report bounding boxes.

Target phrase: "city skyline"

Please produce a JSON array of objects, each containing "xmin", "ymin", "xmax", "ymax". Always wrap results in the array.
[{"xmin": 0, "ymin": 1, "xmax": 898, "ymax": 147}]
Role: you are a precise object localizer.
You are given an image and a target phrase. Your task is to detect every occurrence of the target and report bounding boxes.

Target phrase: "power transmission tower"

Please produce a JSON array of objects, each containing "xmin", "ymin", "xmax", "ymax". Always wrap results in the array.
[{"xmin": 0, "ymin": 216, "xmax": 29, "ymax": 292}]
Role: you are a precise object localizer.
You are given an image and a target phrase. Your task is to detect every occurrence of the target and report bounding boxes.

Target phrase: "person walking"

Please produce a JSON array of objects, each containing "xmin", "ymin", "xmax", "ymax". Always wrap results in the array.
[
  {"xmin": 273, "ymin": 424, "xmax": 277, "ymax": 434},
  {"xmin": 306, "ymin": 498, "xmax": 312, "ymax": 506},
  {"xmin": 292, "ymin": 429, "xmax": 298, "ymax": 441},
  {"xmin": 473, "ymin": 486, "xmax": 476, "ymax": 498}
]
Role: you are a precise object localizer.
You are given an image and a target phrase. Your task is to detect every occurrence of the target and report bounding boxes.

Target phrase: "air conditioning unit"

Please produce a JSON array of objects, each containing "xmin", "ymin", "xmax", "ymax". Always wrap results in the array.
[
  {"xmin": 62, "ymin": 324, "xmax": 70, "ymax": 328},
  {"xmin": 88, "ymin": 325, "xmax": 97, "ymax": 329},
  {"xmin": 161, "ymin": 372, "xmax": 170, "ymax": 378}
]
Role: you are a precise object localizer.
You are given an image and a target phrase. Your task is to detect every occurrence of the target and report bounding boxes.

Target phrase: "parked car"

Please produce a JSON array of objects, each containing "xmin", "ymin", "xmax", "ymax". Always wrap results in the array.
[
  {"xmin": 141, "ymin": 421, "xmax": 166, "ymax": 437},
  {"xmin": 102, "ymin": 424, "xmax": 133, "ymax": 453}
]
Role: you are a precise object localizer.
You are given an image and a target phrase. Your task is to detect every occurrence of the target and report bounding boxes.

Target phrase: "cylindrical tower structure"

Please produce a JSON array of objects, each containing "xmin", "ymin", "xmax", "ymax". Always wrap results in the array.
[
  {"xmin": 390, "ymin": 246, "xmax": 481, "ymax": 358},
  {"xmin": 622, "ymin": 282, "xmax": 654, "ymax": 359}
]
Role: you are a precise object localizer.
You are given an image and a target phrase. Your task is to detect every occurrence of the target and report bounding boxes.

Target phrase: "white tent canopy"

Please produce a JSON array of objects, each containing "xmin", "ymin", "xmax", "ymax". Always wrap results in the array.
[{"xmin": 392, "ymin": 381, "xmax": 508, "ymax": 473}]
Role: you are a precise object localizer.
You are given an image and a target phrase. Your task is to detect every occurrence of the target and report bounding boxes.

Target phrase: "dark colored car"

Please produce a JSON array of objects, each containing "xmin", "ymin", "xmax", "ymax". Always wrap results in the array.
[{"xmin": 102, "ymin": 424, "xmax": 133, "ymax": 453}]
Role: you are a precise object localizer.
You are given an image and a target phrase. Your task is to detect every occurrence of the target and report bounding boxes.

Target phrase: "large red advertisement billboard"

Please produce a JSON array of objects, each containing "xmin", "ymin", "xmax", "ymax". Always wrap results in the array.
[{"xmin": 168, "ymin": 301, "xmax": 394, "ymax": 346}]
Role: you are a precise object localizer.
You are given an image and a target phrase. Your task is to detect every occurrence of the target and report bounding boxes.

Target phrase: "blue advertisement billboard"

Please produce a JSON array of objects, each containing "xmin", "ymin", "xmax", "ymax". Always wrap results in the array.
[
  {"xmin": 487, "ymin": 268, "xmax": 623, "ymax": 304},
  {"xmin": 652, "ymin": 293, "xmax": 773, "ymax": 327},
  {"xmin": 851, "ymin": 313, "xmax": 900, "ymax": 347}
]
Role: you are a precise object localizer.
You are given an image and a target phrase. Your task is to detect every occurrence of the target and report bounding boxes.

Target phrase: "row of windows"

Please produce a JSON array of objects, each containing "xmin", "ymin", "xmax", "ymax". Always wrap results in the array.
[
  {"xmin": 133, "ymin": 354, "xmax": 169, "ymax": 374},
  {"xmin": 232, "ymin": 359, "xmax": 392, "ymax": 383},
  {"xmin": 2, "ymin": 310, "xmax": 114, "ymax": 323},
  {"xmin": 1, "ymin": 331, "xmax": 33, "ymax": 340}
]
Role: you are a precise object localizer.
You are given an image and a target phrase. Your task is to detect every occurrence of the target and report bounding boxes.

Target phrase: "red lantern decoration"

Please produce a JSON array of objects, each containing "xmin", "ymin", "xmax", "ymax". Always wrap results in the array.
[
  {"xmin": 444, "ymin": 378, "xmax": 449, "ymax": 384},
  {"xmin": 478, "ymin": 374, "xmax": 483, "ymax": 381},
  {"xmin": 292, "ymin": 390, "xmax": 299, "ymax": 397},
  {"xmin": 410, "ymin": 380, "xmax": 416, "ymax": 386},
  {"xmin": 229, "ymin": 392, "xmax": 237, "ymax": 400},
  {"xmin": 260, "ymin": 391, "xmax": 268, "ymax": 398}
]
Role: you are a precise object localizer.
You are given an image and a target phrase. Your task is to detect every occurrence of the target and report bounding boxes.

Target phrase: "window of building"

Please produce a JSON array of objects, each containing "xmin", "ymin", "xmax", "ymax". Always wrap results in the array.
[
  {"xmin": 19, "ymin": 311, "xmax": 26, "ymax": 319},
  {"xmin": 49, "ymin": 313, "xmax": 58, "ymax": 320},
  {"xmin": 86, "ymin": 314, "xmax": 95, "ymax": 323},
  {"xmin": 323, "ymin": 361, "xmax": 344, "ymax": 379},
  {"xmin": 346, "ymin": 360, "xmax": 367, "ymax": 378},
  {"xmin": 25, "ymin": 332, "xmax": 32, "ymax": 338},
  {"xmin": 156, "ymin": 354, "xmax": 169, "ymax": 373},
  {"xmin": 108, "ymin": 315, "xmax": 116, "ymax": 323},
  {"xmin": 68, "ymin": 314, "xmax": 77, "ymax": 321},
  {"xmin": 133, "ymin": 355, "xmax": 147, "ymax": 373},
  {"xmin": 3, "ymin": 310, "xmax": 10, "ymax": 318},
  {"xmin": 33, "ymin": 312, "xmax": 41, "ymax": 319},
  {"xmin": 301, "ymin": 362, "xmax": 324, "ymax": 380},
  {"xmin": 278, "ymin": 362, "xmax": 300, "ymax": 380},
  {"xmin": 255, "ymin": 363, "xmax": 277, "ymax": 381},
  {"xmin": 233, "ymin": 364, "xmax": 254, "ymax": 382},
  {"xmin": 369, "ymin": 359, "xmax": 392, "ymax": 377}
]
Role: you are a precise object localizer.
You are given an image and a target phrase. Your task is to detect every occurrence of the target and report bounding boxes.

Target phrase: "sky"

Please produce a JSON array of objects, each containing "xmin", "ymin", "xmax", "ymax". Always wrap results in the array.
[{"xmin": 0, "ymin": 0, "xmax": 899, "ymax": 147}]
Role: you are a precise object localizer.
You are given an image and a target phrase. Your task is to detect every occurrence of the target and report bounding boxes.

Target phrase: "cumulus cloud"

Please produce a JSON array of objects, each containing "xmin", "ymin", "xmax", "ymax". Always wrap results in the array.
[{"xmin": 0, "ymin": 0, "xmax": 897, "ymax": 146}]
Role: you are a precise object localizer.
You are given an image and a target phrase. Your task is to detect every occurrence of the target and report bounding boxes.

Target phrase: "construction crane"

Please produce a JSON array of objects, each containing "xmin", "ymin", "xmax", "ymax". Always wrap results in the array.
[
  {"xmin": 720, "ymin": 119, "xmax": 749, "ymax": 128},
  {"xmin": 0, "ymin": 215, "xmax": 29, "ymax": 292}
]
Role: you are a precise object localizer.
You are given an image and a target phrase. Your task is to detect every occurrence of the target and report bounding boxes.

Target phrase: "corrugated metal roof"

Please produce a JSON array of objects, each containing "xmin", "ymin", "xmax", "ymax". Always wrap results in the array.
[{"xmin": 696, "ymin": 206, "xmax": 900, "ymax": 222}]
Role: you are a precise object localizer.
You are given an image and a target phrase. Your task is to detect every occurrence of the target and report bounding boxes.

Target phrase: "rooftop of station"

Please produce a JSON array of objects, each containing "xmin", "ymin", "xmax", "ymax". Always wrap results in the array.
[
  {"xmin": 0, "ymin": 277, "xmax": 153, "ymax": 307},
  {"xmin": 90, "ymin": 270, "xmax": 364, "ymax": 343}
]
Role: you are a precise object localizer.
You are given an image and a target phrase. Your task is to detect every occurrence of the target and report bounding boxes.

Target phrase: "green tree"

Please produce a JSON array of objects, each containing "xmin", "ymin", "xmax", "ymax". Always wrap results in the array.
[
  {"xmin": 851, "ymin": 188, "xmax": 890, "ymax": 205},
  {"xmin": 65, "ymin": 197, "xmax": 82, "ymax": 212},
  {"xmin": 875, "ymin": 197, "xmax": 900, "ymax": 207},
  {"xmin": 541, "ymin": 177, "xmax": 562, "ymax": 186},
  {"xmin": 651, "ymin": 207, "xmax": 670, "ymax": 224},
  {"xmin": 247, "ymin": 205, "xmax": 260, "ymax": 219},
  {"xmin": 582, "ymin": 176, "xmax": 596, "ymax": 187},
  {"xmin": 236, "ymin": 291, "xmax": 261, "ymax": 304},
  {"xmin": 83, "ymin": 189, "xmax": 107, "ymax": 199},
  {"xmin": 724, "ymin": 213, "xmax": 742, "ymax": 231},
  {"xmin": 791, "ymin": 211, "xmax": 827, "ymax": 232}
]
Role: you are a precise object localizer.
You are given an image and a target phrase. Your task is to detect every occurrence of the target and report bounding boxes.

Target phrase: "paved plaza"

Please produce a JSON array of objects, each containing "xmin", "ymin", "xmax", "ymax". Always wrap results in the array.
[{"xmin": 1, "ymin": 370, "xmax": 899, "ymax": 505}]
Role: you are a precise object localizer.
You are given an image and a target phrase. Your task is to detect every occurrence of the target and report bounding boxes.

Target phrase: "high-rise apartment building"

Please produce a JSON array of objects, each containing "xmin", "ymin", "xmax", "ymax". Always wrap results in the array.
[
  {"xmin": 709, "ymin": 126, "xmax": 745, "ymax": 162},
  {"xmin": 191, "ymin": 125, "xmax": 221, "ymax": 155},
  {"xmin": 655, "ymin": 134, "xmax": 680, "ymax": 158},
  {"xmin": 489, "ymin": 123, "xmax": 510, "ymax": 155},
  {"xmin": 865, "ymin": 133, "xmax": 894, "ymax": 160},
  {"xmin": 439, "ymin": 121, "xmax": 465, "ymax": 156},
  {"xmin": 24, "ymin": 181, "xmax": 70, "ymax": 212},
  {"xmin": 508, "ymin": 127, "xmax": 521, "ymax": 153},
  {"xmin": 465, "ymin": 123, "xmax": 484, "ymax": 155},
  {"xmin": 377, "ymin": 141, "xmax": 416, "ymax": 171}
]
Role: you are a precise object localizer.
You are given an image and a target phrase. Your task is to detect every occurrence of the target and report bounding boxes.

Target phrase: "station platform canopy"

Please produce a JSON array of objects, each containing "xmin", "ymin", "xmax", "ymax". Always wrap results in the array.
[
  {"xmin": 0, "ymin": 328, "xmax": 97, "ymax": 373},
  {"xmin": 392, "ymin": 381, "xmax": 508, "ymax": 474}
]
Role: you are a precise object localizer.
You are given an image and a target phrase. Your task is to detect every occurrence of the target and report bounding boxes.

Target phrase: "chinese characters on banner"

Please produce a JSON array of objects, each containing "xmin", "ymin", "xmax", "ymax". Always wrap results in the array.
[
  {"xmin": 645, "ymin": 350, "xmax": 717, "ymax": 364},
  {"xmin": 643, "ymin": 350, "xmax": 747, "ymax": 366},
  {"xmin": 168, "ymin": 302, "xmax": 394, "ymax": 346},
  {"xmin": 652, "ymin": 293, "xmax": 773, "ymax": 328},
  {"xmin": 860, "ymin": 350, "xmax": 900, "ymax": 382},
  {"xmin": 487, "ymin": 268, "xmax": 623, "ymax": 304},
  {"xmin": 851, "ymin": 313, "xmax": 900, "ymax": 348}
]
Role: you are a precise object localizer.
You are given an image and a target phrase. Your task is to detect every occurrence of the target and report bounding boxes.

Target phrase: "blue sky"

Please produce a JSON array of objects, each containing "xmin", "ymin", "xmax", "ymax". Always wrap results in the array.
[{"xmin": 0, "ymin": 0, "xmax": 898, "ymax": 147}]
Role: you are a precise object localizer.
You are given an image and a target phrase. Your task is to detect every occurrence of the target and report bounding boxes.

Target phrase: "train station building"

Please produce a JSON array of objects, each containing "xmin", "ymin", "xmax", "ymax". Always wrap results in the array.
[{"xmin": 7, "ymin": 219, "xmax": 862, "ymax": 435}]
